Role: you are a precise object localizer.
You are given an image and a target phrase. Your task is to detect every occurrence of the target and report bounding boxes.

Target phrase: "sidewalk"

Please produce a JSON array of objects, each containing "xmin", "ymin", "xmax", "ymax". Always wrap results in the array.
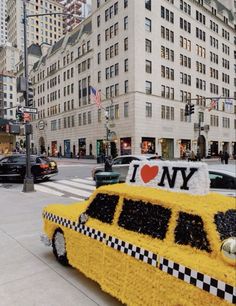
[{"xmin": 0, "ymin": 187, "xmax": 121, "ymax": 306}]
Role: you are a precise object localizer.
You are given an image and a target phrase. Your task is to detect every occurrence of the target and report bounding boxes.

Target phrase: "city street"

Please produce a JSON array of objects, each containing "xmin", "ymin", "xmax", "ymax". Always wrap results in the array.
[{"xmin": 0, "ymin": 159, "xmax": 122, "ymax": 306}]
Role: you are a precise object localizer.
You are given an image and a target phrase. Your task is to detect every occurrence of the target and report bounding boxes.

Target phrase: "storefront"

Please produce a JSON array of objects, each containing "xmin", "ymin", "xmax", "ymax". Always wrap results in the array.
[
  {"xmin": 78, "ymin": 138, "xmax": 86, "ymax": 157},
  {"xmin": 232, "ymin": 142, "xmax": 236, "ymax": 158},
  {"xmin": 64, "ymin": 139, "xmax": 71, "ymax": 158},
  {"xmin": 120, "ymin": 137, "xmax": 132, "ymax": 155},
  {"xmin": 141, "ymin": 137, "xmax": 155, "ymax": 154},
  {"xmin": 209, "ymin": 141, "xmax": 218, "ymax": 157},
  {"xmin": 178, "ymin": 139, "xmax": 191, "ymax": 159},
  {"xmin": 160, "ymin": 138, "xmax": 174, "ymax": 160},
  {"xmin": 51, "ymin": 141, "xmax": 57, "ymax": 157},
  {"xmin": 0, "ymin": 133, "xmax": 15, "ymax": 154}
]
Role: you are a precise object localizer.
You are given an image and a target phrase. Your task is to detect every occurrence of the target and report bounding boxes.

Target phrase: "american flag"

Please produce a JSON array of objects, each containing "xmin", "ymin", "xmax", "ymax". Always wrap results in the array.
[
  {"xmin": 90, "ymin": 86, "xmax": 101, "ymax": 108},
  {"xmin": 208, "ymin": 99, "xmax": 218, "ymax": 111}
]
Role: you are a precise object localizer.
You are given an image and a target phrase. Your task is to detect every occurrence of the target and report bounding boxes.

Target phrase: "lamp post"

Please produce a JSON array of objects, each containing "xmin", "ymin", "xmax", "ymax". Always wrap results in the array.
[
  {"xmin": 22, "ymin": 0, "xmax": 33, "ymax": 192},
  {"xmin": 21, "ymin": 1, "xmax": 82, "ymax": 192}
]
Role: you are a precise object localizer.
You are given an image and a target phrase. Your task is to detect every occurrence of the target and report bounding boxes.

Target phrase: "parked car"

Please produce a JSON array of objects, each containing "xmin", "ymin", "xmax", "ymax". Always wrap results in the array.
[
  {"xmin": 208, "ymin": 164, "xmax": 236, "ymax": 197},
  {"xmin": 0, "ymin": 154, "xmax": 58, "ymax": 182},
  {"xmin": 92, "ymin": 154, "xmax": 160, "ymax": 182},
  {"xmin": 41, "ymin": 183, "xmax": 235, "ymax": 306}
]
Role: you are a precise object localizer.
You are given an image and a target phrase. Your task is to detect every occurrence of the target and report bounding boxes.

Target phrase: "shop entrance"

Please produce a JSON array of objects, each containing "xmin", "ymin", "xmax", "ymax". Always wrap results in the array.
[
  {"xmin": 39, "ymin": 136, "xmax": 46, "ymax": 154},
  {"xmin": 161, "ymin": 138, "xmax": 174, "ymax": 160}
]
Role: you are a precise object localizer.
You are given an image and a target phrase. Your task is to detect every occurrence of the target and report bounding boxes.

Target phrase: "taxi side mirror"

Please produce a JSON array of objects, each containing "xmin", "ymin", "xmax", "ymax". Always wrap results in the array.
[
  {"xmin": 78, "ymin": 212, "xmax": 89, "ymax": 224},
  {"xmin": 220, "ymin": 237, "xmax": 236, "ymax": 266}
]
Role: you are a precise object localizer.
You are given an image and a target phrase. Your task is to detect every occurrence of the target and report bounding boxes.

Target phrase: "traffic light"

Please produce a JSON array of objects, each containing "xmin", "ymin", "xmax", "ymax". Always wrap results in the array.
[
  {"xmin": 16, "ymin": 105, "xmax": 24, "ymax": 122},
  {"xmin": 190, "ymin": 104, "xmax": 195, "ymax": 115},
  {"xmin": 184, "ymin": 104, "xmax": 190, "ymax": 116},
  {"xmin": 28, "ymin": 81, "xmax": 34, "ymax": 106}
]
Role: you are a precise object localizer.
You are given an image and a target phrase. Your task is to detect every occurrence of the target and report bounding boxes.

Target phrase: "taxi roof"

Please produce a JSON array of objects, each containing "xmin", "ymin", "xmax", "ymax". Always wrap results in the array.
[{"xmin": 96, "ymin": 183, "xmax": 235, "ymax": 215}]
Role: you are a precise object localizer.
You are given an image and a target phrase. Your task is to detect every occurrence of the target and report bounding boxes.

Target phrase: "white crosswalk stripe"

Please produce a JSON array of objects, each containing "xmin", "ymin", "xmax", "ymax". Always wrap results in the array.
[{"xmin": 35, "ymin": 177, "xmax": 95, "ymax": 200}]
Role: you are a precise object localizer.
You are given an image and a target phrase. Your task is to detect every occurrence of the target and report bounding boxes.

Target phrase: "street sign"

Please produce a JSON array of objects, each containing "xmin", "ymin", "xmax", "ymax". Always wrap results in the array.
[{"xmin": 22, "ymin": 107, "xmax": 38, "ymax": 114}]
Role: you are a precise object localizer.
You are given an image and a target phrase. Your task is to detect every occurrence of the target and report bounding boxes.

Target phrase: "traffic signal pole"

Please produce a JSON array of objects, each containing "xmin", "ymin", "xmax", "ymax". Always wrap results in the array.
[{"xmin": 22, "ymin": 0, "xmax": 34, "ymax": 192}]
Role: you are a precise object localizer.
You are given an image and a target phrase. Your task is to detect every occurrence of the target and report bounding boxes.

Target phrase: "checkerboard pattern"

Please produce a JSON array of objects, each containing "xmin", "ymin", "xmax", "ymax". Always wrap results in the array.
[
  {"xmin": 43, "ymin": 212, "xmax": 73, "ymax": 228},
  {"xmin": 159, "ymin": 256, "xmax": 236, "ymax": 304},
  {"xmin": 78, "ymin": 224, "xmax": 106, "ymax": 242},
  {"xmin": 106, "ymin": 236, "xmax": 158, "ymax": 267},
  {"xmin": 43, "ymin": 211, "xmax": 236, "ymax": 304}
]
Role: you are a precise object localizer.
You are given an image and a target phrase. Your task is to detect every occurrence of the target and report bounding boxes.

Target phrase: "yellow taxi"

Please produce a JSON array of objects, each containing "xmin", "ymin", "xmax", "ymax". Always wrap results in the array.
[{"xmin": 42, "ymin": 179, "xmax": 236, "ymax": 306}]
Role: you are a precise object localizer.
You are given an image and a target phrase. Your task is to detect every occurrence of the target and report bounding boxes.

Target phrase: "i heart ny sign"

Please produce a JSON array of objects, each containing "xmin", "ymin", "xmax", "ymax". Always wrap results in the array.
[{"xmin": 126, "ymin": 161, "xmax": 210, "ymax": 195}]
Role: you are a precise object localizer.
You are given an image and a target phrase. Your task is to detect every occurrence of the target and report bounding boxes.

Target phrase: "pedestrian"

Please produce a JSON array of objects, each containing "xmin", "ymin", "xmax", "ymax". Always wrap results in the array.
[
  {"xmin": 196, "ymin": 151, "xmax": 201, "ymax": 161},
  {"xmin": 224, "ymin": 151, "xmax": 229, "ymax": 164},
  {"xmin": 219, "ymin": 151, "xmax": 224, "ymax": 164},
  {"xmin": 104, "ymin": 156, "xmax": 113, "ymax": 172},
  {"xmin": 190, "ymin": 151, "xmax": 196, "ymax": 161}
]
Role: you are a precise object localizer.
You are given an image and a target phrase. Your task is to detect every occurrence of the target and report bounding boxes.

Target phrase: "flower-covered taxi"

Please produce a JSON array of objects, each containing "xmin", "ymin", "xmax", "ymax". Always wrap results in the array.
[{"xmin": 41, "ymin": 161, "xmax": 236, "ymax": 306}]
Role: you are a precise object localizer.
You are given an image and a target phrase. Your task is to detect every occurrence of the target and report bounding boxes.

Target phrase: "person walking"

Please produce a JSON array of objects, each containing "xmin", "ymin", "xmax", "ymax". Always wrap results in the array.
[
  {"xmin": 224, "ymin": 151, "xmax": 229, "ymax": 164},
  {"xmin": 219, "ymin": 151, "xmax": 224, "ymax": 164},
  {"xmin": 104, "ymin": 156, "xmax": 113, "ymax": 172}
]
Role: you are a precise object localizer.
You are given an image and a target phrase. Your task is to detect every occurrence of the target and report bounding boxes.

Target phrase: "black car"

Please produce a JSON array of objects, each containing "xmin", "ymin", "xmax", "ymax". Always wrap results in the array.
[{"xmin": 0, "ymin": 154, "xmax": 58, "ymax": 182}]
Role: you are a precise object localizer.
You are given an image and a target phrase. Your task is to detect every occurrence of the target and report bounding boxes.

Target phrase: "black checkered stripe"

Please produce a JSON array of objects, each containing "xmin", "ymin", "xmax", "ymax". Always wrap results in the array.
[
  {"xmin": 43, "ymin": 212, "xmax": 235, "ymax": 303},
  {"xmin": 43, "ymin": 211, "xmax": 106, "ymax": 243},
  {"xmin": 43, "ymin": 211, "xmax": 157, "ymax": 267},
  {"xmin": 159, "ymin": 256, "xmax": 236, "ymax": 304},
  {"xmin": 106, "ymin": 236, "xmax": 158, "ymax": 267}
]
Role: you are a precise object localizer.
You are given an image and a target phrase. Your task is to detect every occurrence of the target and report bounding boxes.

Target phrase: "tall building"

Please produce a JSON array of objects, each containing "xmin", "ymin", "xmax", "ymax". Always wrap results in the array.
[
  {"xmin": 0, "ymin": 0, "xmax": 7, "ymax": 45},
  {"xmin": 0, "ymin": 43, "xmax": 20, "ymax": 73},
  {"xmin": 31, "ymin": 0, "xmax": 236, "ymax": 159},
  {"xmin": 57, "ymin": 0, "xmax": 88, "ymax": 34},
  {"xmin": 6, "ymin": 0, "xmax": 64, "ymax": 51}
]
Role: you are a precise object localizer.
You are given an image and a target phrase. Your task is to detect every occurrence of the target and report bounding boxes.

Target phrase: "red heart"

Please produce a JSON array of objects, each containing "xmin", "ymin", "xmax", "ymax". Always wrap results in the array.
[{"xmin": 140, "ymin": 165, "xmax": 159, "ymax": 183}]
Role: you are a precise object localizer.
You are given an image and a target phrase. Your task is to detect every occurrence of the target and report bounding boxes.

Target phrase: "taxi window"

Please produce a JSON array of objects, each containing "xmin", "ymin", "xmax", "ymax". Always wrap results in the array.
[
  {"xmin": 175, "ymin": 212, "xmax": 211, "ymax": 252},
  {"xmin": 86, "ymin": 193, "xmax": 119, "ymax": 224},
  {"xmin": 118, "ymin": 199, "xmax": 171, "ymax": 239},
  {"xmin": 214, "ymin": 209, "xmax": 236, "ymax": 241}
]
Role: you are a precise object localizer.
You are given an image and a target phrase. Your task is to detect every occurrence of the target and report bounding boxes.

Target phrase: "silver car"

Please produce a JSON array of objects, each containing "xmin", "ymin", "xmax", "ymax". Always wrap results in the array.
[{"xmin": 92, "ymin": 154, "xmax": 158, "ymax": 182}]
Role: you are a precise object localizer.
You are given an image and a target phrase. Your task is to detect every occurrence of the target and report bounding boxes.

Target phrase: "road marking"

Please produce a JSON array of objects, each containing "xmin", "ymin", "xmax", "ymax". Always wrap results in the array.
[
  {"xmin": 35, "ymin": 184, "xmax": 64, "ymax": 196},
  {"xmin": 58, "ymin": 180, "xmax": 96, "ymax": 191},
  {"xmin": 58, "ymin": 164, "xmax": 92, "ymax": 168},
  {"xmin": 41, "ymin": 181, "xmax": 91, "ymax": 198},
  {"xmin": 72, "ymin": 178, "xmax": 95, "ymax": 186},
  {"xmin": 85, "ymin": 177, "xmax": 94, "ymax": 181}
]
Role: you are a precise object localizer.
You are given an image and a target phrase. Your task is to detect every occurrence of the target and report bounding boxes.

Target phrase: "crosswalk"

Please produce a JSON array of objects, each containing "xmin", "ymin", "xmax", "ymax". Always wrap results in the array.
[{"xmin": 35, "ymin": 177, "xmax": 96, "ymax": 201}]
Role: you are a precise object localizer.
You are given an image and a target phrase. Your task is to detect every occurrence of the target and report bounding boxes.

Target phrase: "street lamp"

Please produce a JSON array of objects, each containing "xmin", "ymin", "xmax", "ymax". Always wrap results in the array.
[{"xmin": 21, "ymin": 0, "xmax": 82, "ymax": 192}]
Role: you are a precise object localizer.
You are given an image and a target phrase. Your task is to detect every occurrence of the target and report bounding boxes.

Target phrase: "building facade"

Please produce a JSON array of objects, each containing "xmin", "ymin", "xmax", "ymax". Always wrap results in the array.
[
  {"xmin": 6, "ymin": 0, "xmax": 64, "ymax": 50},
  {"xmin": 31, "ymin": 0, "xmax": 236, "ymax": 159},
  {"xmin": 0, "ymin": 43, "xmax": 20, "ymax": 73},
  {"xmin": 0, "ymin": 0, "xmax": 8, "ymax": 45},
  {"xmin": 57, "ymin": 0, "xmax": 89, "ymax": 34}
]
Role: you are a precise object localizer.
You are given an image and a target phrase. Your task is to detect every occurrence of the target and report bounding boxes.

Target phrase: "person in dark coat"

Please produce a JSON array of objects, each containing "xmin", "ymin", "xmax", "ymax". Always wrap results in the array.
[
  {"xmin": 219, "ymin": 151, "xmax": 224, "ymax": 164},
  {"xmin": 104, "ymin": 156, "xmax": 113, "ymax": 172},
  {"xmin": 224, "ymin": 151, "xmax": 229, "ymax": 164}
]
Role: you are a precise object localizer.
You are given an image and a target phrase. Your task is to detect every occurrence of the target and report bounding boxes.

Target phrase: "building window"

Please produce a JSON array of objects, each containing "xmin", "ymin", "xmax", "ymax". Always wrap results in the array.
[
  {"xmin": 146, "ymin": 60, "xmax": 152, "ymax": 73},
  {"xmin": 145, "ymin": 81, "xmax": 152, "ymax": 94},
  {"xmin": 97, "ymin": 34, "xmax": 101, "ymax": 46},
  {"xmin": 145, "ymin": 39, "xmax": 152, "ymax": 52},
  {"xmin": 145, "ymin": 18, "xmax": 151, "ymax": 32},
  {"xmin": 124, "ymin": 101, "xmax": 129, "ymax": 117},
  {"xmin": 124, "ymin": 37, "xmax": 128, "ymax": 50},
  {"xmin": 124, "ymin": 80, "xmax": 129, "ymax": 93},
  {"xmin": 124, "ymin": 16, "xmax": 128, "ymax": 30},
  {"xmin": 146, "ymin": 102, "xmax": 152, "ymax": 117},
  {"xmin": 124, "ymin": 58, "xmax": 128, "ymax": 72},
  {"xmin": 145, "ymin": 0, "xmax": 151, "ymax": 10},
  {"xmin": 97, "ymin": 15, "xmax": 100, "ymax": 27}
]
